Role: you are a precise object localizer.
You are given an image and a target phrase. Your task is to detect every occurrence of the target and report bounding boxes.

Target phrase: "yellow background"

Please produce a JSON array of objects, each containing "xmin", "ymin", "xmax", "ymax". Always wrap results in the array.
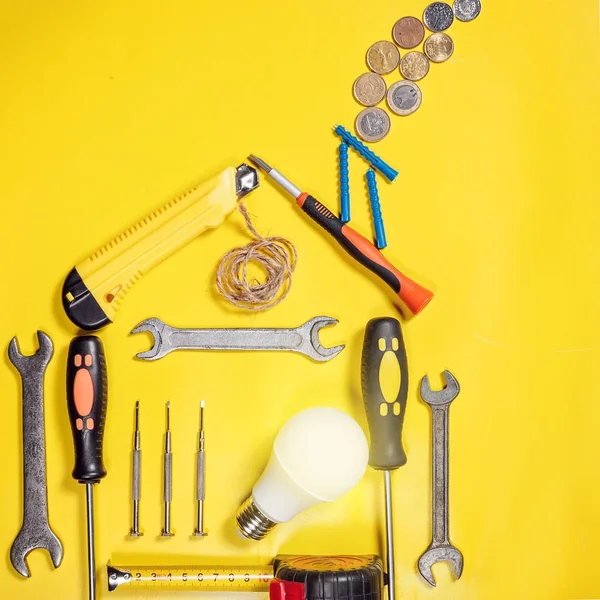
[{"xmin": 1, "ymin": 0, "xmax": 599, "ymax": 598}]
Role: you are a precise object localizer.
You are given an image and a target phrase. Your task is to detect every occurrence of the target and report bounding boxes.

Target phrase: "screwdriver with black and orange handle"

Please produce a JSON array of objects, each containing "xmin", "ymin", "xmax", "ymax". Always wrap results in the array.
[
  {"xmin": 249, "ymin": 155, "xmax": 433, "ymax": 315},
  {"xmin": 66, "ymin": 335, "xmax": 108, "ymax": 600},
  {"xmin": 361, "ymin": 317, "xmax": 409, "ymax": 600}
]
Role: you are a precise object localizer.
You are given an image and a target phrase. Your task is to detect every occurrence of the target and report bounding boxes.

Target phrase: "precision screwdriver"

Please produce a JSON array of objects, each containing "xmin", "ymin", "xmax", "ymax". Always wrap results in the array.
[
  {"xmin": 67, "ymin": 336, "xmax": 108, "ymax": 600},
  {"xmin": 361, "ymin": 318, "xmax": 409, "ymax": 600},
  {"xmin": 194, "ymin": 400, "xmax": 207, "ymax": 537},
  {"xmin": 248, "ymin": 155, "xmax": 433, "ymax": 316},
  {"xmin": 130, "ymin": 401, "xmax": 142, "ymax": 537},
  {"xmin": 162, "ymin": 401, "xmax": 174, "ymax": 537}
]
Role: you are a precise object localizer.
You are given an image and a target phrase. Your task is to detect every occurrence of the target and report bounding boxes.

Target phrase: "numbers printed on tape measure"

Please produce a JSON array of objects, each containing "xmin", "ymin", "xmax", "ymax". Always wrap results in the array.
[{"xmin": 122, "ymin": 566, "xmax": 273, "ymax": 591}]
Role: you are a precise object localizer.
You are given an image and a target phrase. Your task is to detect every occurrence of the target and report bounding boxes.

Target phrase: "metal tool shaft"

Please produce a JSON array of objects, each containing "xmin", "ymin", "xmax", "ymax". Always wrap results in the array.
[
  {"xmin": 162, "ymin": 402, "xmax": 173, "ymax": 537},
  {"xmin": 249, "ymin": 155, "xmax": 302, "ymax": 198},
  {"xmin": 86, "ymin": 483, "xmax": 96, "ymax": 600},
  {"xmin": 383, "ymin": 471, "xmax": 395, "ymax": 600},
  {"xmin": 194, "ymin": 401, "xmax": 207, "ymax": 536},
  {"xmin": 130, "ymin": 401, "xmax": 142, "ymax": 536}
]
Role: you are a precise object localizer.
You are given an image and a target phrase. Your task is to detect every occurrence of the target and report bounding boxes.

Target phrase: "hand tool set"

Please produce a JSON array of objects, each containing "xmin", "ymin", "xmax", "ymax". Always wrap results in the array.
[
  {"xmin": 7, "ymin": 154, "xmax": 461, "ymax": 596},
  {"xmin": 8, "ymin": 6, "xmax": 471, "ymax": 599}
]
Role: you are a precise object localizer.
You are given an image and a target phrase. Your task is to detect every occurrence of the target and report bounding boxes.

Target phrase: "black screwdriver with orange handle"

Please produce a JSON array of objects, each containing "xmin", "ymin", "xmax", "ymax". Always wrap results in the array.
[
  {"xmin": 66, "ymin": 336, "xmax": 108, "ymax": 600},
  {"xmin": 249, "ymin": 155, "xmax": 433, "ymax": 315}
]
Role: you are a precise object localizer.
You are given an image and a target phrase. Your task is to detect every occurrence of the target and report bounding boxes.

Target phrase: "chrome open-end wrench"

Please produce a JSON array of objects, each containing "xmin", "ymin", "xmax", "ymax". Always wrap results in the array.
[
  {"xmin": 9, "ymin": 331, "xmax": 63, "ymax": 577},
  {"xmin": 131, "ymin": 316, "xmax": 344, "ymax": 362},
  {"xmin": 418, "ymin": 370, "xmax": 463, "ymax": 587}
]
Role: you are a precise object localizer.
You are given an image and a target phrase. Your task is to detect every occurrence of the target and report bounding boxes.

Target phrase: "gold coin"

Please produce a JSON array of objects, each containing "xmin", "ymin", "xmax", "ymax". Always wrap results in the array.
[
  {"xmin": 353, "ymin": 73, "xmax": 387, "ymax": 106},
  {"xmin": 424, "ymin": 32, "xmax": 454, "ymax": 63},
  {"xmin": 355, "ymin": 107, "xmax": 391, "ymax": 143},
  {"xmin": 366, "ymin": 41, "xmax": 400, "ymax": 75},
  {"xmin": 399, "ymin": 51, "xmax": 430, "ymax": 81}
]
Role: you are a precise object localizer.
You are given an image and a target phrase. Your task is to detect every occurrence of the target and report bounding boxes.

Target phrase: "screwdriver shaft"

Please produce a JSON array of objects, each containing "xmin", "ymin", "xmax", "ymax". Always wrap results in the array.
[
  {"xmin": 131, "ymin": 401, "xmax": 142, "ymax": 536},
  {"xmin": 195, "ymin": 400, "xmax": 207, "ymax": 536},
  {"xmin": 162, "ymin": 402, "xmax": 173, "ymax": 536},
  {"xmin": 384, "ymin": 471, "xmax": 395, "ymax": 600},
  {"xmin": 86, "ymin": 483, "xmax": 96, "ymax": 600}
]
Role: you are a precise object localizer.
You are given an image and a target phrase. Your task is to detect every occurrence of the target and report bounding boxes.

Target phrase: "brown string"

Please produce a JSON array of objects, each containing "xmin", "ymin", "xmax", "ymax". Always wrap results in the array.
[{"xmin": 216, "ymin": 202, "xmax": 297, "ymax": 311}]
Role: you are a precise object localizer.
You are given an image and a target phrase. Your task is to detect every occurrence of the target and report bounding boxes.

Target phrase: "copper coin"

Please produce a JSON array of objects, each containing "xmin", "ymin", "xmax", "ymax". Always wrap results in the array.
[
  {"xmin": 367, "ymin": 41, "xmax": 401, "ymax": 75},
  {"xmin": 387, "ymin": 81, "xmax": 422, "ymax": 116},
  {"xmin": 424, "ymin": 32, "xmax": 454, "ymax": 63},
  {"xmin": 392, "ymin": 16, "xmax": 426, "ymax": 49},
  {"xmin": 400, "ymin": 51, "xmax": 430, "ymax": 81},
  {"xmin": 353, "ymin": 73, "xmax": 387, "ymax": 106},
  {"xmin": 355, "ymin": 107, "xmax": 391, "ymax": 143}
]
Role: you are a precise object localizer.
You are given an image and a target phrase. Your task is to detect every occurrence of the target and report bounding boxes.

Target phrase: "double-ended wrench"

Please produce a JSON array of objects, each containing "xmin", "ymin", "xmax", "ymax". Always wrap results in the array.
[
  {"xmin": 9, "ymin": 331, "xmax": 63, "ymax": 577},
  {"xmin": 131, "ymin": 316, "xmax": 344, "ymax": 362},
  {"xmin": 418, "ymin": 370, "xmax": 463, "ymax": 587}
]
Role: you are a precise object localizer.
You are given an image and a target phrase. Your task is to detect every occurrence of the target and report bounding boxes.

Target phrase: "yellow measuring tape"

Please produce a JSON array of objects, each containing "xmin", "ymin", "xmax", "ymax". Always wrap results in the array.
[{"xmin": 108, "ymin": 564, "xmax": 273, "ymax": 593}]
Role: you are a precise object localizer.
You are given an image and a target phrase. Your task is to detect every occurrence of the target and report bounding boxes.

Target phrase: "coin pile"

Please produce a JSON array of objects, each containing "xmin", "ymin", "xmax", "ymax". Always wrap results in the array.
[{"xmin": 352, "ymin": 0, "xmax": 481, "ymax": 142}]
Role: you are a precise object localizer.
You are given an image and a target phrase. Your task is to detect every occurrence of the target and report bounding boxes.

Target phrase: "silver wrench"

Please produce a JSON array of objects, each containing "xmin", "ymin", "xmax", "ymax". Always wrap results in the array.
[
  {"xmin": 9, "ymin": 331, "xmax": 63, "ymax": 577},
  {"xmin": 131, "ymin": 316, "xmax": 344, "ymax": 362},
  {"xmin": 418, "ymin": 370, "xmax": 463, "ymax": 587}
]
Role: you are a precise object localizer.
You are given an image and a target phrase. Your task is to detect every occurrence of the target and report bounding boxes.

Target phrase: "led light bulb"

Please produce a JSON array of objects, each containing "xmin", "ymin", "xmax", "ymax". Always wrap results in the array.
[{"xmin": 236, "ymin": 407, "xmax": 368, "ymax": 540}]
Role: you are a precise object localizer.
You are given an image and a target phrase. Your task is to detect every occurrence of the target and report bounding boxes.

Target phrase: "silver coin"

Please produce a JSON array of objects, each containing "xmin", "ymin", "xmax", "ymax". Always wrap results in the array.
[
  {"xmin": 424, "ymin": 2, "xmax": 454, "ymax": 32},
  {"xmin": 387, "ymin": 81, "xmax": 422, "ymax": 116},
  {"xmin": 355, "ymin": 107, "xmax": 391, "ymax": 143},
  {"xmin": 453, "ymin": 0, "xmax": 481, "ymax": 21}
]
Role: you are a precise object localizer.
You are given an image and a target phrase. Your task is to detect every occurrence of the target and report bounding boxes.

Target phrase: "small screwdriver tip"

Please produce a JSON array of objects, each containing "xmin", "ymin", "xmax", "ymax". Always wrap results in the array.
[
  {"xmin": 201, "ymin": 400, "xmax": 205, "ymax": 408},
  {"xmin": 135, "ymin": 400, "xmax": 139, "ymax": 409},
  {"xmin": 248, "ymin": 154, "xmax": 272, "ymax": 173},
  {"xmin": 167, "ymin": 400, "xmax": 170, "ymax": 408}
]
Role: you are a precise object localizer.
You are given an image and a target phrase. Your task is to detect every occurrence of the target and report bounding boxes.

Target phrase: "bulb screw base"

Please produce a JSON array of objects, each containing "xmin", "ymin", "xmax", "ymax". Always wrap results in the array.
[{"xmin": 236, "ymin": 497, "xmax": 278, "ymax": 541}]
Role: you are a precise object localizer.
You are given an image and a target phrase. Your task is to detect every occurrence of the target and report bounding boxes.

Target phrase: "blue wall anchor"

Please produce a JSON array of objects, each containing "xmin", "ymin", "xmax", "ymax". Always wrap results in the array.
[
  {"xmin": 366, "ymin": 168, "xmax": 387, "ymax": 250},
  {"xmin": 334, "ymin": 125, "xmax": 399, "ymax": 182},
  {"xmin": 339, "ymin": 142, "xmax": 350, "ymax": 223}
]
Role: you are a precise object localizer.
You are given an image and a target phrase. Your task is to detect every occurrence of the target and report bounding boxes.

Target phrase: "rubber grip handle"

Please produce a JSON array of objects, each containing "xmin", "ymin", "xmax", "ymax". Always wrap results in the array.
[
  {"xmin": 361, "ymin": 318, "xmax": 408, "ymax": 470},
  {"xmin": 67, "ymin": 336, "xmax": 108, "ymax": 483},
  {"xmin": 297, "ymin": 194, "xmax": 433, "ymax": 315}
]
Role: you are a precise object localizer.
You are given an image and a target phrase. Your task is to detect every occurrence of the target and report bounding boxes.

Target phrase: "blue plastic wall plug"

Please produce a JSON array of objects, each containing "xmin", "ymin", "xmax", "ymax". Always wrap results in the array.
[
  {"xmin": 366, "ymin": 168, "xmax": 387, "ymax": 250},
  {"xmin": 339, "ymin": 142, "xmax": 350, "ymax": 223},
  {"xmin": 334, "ymin": 125, "xmax": 399, "ymax": 182}
]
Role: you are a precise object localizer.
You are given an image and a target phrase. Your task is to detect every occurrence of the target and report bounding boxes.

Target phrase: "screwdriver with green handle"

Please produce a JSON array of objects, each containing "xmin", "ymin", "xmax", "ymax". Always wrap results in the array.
[
  {"xmin": 66, "ymin": 335, "xmax": 108, "ymax": 600},
  {"xmin": 361, "ymin": 318, "xmax": 409, "ymax": 600}
]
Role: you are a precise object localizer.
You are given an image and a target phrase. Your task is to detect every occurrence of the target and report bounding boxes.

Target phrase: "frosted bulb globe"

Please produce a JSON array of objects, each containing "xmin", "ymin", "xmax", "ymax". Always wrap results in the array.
[{"xmin": 236, "ymin": 407, "xmax": 368, "ymax": 540}]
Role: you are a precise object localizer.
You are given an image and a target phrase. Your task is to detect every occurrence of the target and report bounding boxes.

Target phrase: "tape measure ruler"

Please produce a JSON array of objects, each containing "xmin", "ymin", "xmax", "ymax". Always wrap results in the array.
[{"xmin": 108, "ymin": 554, "xmax": 384, "ymax": 599}]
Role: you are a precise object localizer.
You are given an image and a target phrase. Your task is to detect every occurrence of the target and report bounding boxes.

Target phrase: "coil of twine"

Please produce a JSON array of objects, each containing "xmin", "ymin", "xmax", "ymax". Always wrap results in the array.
[{"xmin": 216, "ymin": 202, "xmax": 297, "ymax": 311}]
